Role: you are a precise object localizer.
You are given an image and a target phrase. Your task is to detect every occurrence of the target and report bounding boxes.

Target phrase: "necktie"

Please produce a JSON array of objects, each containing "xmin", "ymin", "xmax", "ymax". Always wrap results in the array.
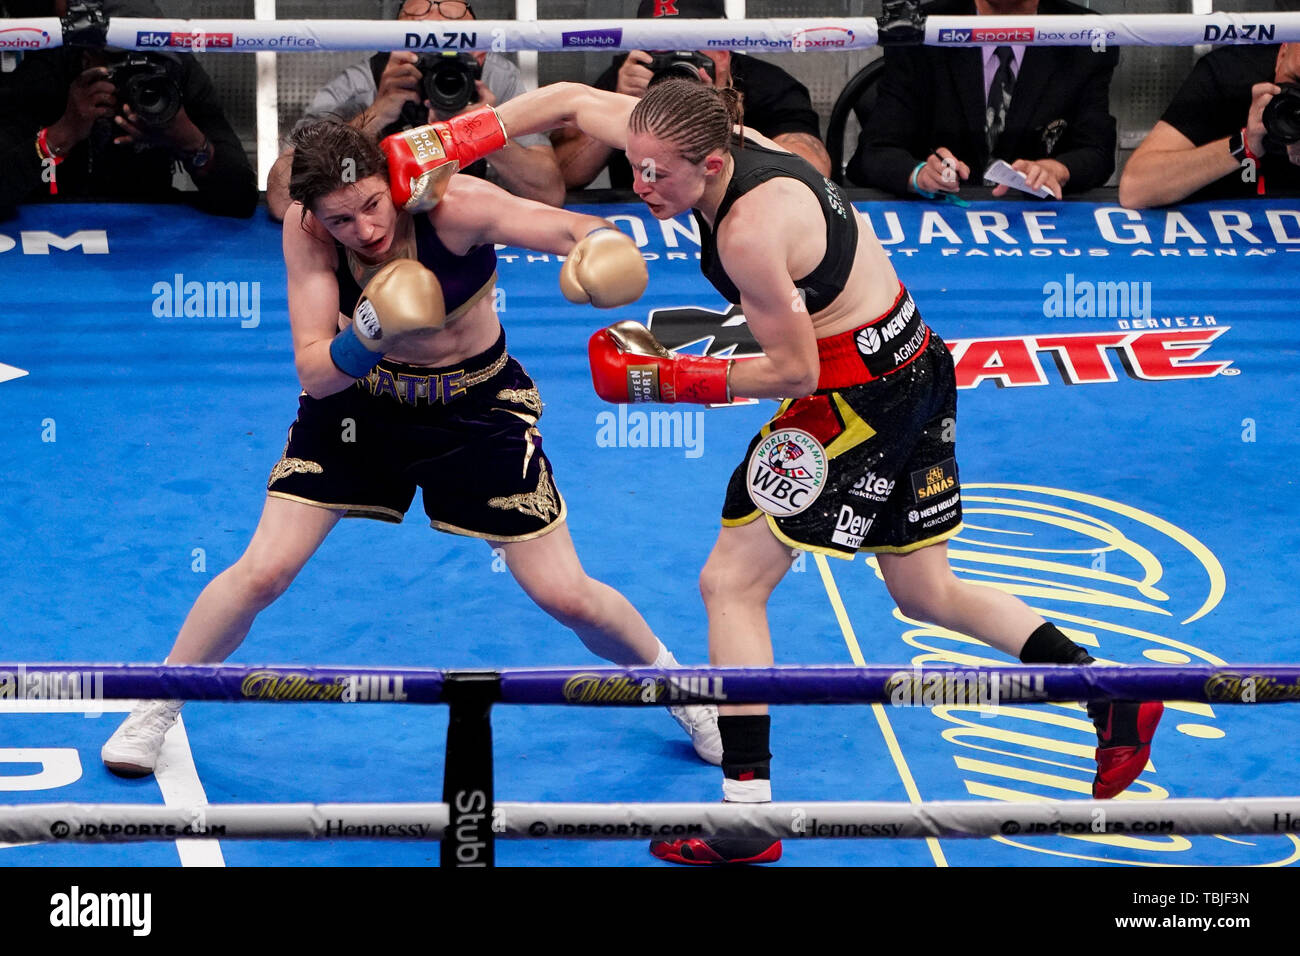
[{"xmin": 985, "ymin": 46, "xmax": 1016, "ymax": 157}]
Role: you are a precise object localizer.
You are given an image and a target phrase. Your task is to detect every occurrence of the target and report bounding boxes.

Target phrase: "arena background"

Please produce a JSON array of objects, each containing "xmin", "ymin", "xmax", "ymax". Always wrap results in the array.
[{"xmin": 143, "ymin": 0, "xmax": 1300, "ymax": 191}]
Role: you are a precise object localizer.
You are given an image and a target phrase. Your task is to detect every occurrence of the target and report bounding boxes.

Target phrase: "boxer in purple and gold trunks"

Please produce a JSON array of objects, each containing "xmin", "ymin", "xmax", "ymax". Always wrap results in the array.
[{"xmin": 101, "ymin": 117, "xmax": 722, "ymax": 775}]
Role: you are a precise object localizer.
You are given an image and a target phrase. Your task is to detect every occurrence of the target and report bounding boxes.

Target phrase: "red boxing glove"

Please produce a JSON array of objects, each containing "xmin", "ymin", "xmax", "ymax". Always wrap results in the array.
[
  {"xmin": 589, "ymin": 321, "xmax": 734, "ymax": 405},
  {"xmin": 380, "ymin": 105, "xmax": 509, "ymax": 212}
]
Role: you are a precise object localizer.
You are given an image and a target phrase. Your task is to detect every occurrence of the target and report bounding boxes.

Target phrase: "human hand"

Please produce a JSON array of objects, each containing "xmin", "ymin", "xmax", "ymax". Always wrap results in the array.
[
  {"xmin": 113, "ymin": 103, "xmax": 204, "ymax": 155},
  {"xmin": 615, "ymin": 51, "xmax": 654, "ymax": 99},
  {"xmin": 991, "ymin": 158, "xmax": 1067, "ymax": 199},
  {"xmin": 914, "ymin": 147, "xmax": 969, "ymax": 193},
  {"xmin": 373, "ymin": 51, "xmax": 424, "ymax": 128},
  {"xmin": 55, "ymin": 66, "xmax": 116, "ymax": 145}
]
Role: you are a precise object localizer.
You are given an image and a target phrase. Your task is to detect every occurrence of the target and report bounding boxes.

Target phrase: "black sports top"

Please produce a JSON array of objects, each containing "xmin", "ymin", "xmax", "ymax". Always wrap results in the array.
[
  {"xmin": 692, "ymin": 138, "xmax": 857, "ymax": 313},
  {"xmin": 335, "ymin": 212, "xmax": 496, "ymax": 319}
]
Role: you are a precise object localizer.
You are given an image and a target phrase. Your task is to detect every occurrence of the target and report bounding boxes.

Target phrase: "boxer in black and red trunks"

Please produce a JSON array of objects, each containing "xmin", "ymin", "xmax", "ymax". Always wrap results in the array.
[
  {"xmin": 720, "ymin": 286, "xmax": 961, "ymax": 559},
  {"xmin": 101, "ymin": 117, "xmax": 722, "ymax": 776},
  {"xmin": 497, "ymin": 78, "xmax": 1164, "ymax": 865}
]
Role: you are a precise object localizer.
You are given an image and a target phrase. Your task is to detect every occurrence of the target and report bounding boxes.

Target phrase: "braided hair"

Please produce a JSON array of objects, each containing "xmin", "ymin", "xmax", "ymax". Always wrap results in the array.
[{"xmin": 628, "ymin": 78, "xmax": 744, "ymax": 164}]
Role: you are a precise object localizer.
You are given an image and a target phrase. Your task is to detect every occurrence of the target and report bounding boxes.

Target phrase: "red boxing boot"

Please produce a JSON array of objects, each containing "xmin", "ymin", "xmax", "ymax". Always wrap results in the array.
[
  {"xmin": 1087, "ymin": 699, "xmax": 1164, "ymax": 799},
  {"xmin": 651, "ymin": 836, "xmax": 782, "ymax": 866}
]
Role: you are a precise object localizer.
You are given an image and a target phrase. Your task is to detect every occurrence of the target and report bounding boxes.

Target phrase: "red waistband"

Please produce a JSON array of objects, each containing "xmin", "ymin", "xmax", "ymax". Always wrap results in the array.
[{"xmin": 815, "ymin": 284, "xmax": 929, "ymax": 390}]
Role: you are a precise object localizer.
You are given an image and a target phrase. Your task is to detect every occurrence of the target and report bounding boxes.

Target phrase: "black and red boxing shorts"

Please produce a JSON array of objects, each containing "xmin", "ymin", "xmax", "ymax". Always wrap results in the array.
[
  {"xmin": 266, "ymin": 328, "xmax": 566, "ymax": 541},
  {"xmin": 721, "ymin": 286, "xmax": 962, "ymax": 558}
]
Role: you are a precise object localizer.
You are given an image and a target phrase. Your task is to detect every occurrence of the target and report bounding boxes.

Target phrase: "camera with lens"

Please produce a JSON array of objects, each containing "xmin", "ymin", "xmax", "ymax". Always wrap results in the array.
[
  {"xmin": 645, "ymin": 51, "xmax": 716, "ymax": 87},
  {"xmin": 416, "ymin": 52, "xmax": 483, "ymax": 117},
  {"xmin": 1263, "ymin": 83, "xmax": 1300, "ymax": 149},
  {"xmin": 105, "ymin": 51, "xmax": 183, "ymax": 128}
]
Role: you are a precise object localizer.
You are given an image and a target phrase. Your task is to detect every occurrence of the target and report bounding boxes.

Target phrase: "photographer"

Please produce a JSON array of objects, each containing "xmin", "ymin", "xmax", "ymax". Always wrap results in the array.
[
  {"xmin": 0, "ymin": 0, "xmax": 257, "ymax": 218},
  {"xmin": 266, "ymin": 0, "xmax": 563, "ymax": 220},
  {"xmin": 1120, "ymin": 43, "xmax": 1300, "ymax": 207},
  {"xmin": 553, "ymin": 0, "xmax": 829, "ymax": 190}
]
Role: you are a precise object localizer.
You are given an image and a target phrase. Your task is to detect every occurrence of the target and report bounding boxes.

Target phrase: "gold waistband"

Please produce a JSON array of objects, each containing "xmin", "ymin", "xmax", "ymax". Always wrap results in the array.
[{"xmin": 360, "ymin": 348, "xmax": 509, "ymax": 406}]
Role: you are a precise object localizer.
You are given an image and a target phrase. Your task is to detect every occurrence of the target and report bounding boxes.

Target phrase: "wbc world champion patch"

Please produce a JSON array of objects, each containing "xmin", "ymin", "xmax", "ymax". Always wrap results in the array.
[{"xmin": 747, "ymin": 428, "xmax": 827, "ymax": 516}]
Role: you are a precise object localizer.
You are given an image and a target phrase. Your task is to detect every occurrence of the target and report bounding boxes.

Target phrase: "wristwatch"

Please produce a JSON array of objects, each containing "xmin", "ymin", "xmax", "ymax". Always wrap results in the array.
[{"xmin": 1228, "ymin": 127, "xmax": 1248, "ymax": 161}]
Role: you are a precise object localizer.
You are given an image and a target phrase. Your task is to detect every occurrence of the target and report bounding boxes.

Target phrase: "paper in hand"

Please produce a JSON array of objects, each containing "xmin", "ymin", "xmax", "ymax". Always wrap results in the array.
[{"xmin": 984, "ymin": 159, "xmax": 1055, "ymax": 198}]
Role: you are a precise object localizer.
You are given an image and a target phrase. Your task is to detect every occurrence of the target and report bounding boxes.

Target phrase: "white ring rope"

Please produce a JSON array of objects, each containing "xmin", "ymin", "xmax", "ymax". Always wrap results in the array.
[
  {"xmin": 1, "ymin": 13, "xmax": 1297, "ymax": 53},
  {"xmin": 4, "ymin": 797, "xmax": 1298, "ymax": 842}
]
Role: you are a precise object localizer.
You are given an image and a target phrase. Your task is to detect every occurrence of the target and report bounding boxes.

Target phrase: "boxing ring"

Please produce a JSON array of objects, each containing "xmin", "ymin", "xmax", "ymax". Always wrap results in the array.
[
  {"xmin": 3, "ymin": 194, "xmax": 1298, "ymax": 868},
  {"xmin": 2, "ymin": 9, "xmax": 1300, "ymax": 871}
]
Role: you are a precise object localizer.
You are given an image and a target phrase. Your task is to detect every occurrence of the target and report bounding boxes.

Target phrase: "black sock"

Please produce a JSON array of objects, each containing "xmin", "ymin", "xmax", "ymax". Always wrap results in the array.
[
  {"xmin": 718, "ymin": 714, "xmax": 771, "ymax": 781},
  {"xmin": 1019, "ymin": 622, "xmax": 1094, "ymax": 665}
]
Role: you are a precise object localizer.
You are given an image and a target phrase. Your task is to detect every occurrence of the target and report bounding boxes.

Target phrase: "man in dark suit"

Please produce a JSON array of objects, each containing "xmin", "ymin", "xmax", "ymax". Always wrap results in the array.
[{"xmin": 848, "ymin": 0, "xmax": 1118, "ymax": 199}]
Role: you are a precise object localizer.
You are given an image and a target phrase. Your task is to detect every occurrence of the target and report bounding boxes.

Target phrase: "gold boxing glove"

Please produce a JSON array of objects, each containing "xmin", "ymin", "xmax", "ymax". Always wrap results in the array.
[
  {"xmin": 353, "ymin": 258, "xmax": 447, "ymax": 351},
  {"xmin": 559, "ymin": 227, "xmax": 648, "ymax": 308},
  {"xmin": 333, "ymin": 259, "xmax": 448, "ymax": 377}
]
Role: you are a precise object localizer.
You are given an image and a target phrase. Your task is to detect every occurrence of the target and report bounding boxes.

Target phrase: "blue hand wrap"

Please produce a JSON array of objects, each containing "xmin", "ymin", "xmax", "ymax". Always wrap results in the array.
[{"xmin": 329, "ymin": 324, "xmax": 382, "ymax": 379}]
